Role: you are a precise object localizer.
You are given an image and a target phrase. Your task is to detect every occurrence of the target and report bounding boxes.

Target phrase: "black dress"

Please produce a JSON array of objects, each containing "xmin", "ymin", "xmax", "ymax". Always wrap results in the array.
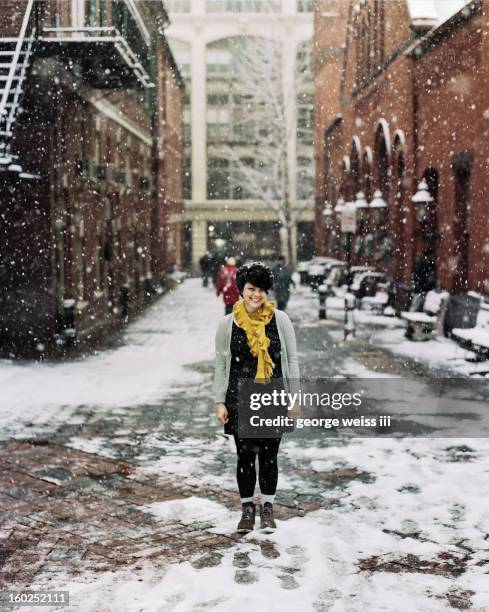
[{"xmin": 224, "ymin": 313, "xmax": 283, "ymax": 436}]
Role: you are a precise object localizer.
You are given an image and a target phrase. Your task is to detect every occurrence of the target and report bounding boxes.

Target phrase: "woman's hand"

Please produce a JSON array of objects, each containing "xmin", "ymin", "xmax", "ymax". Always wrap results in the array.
[{"xmin": 215, "ymin": 402, "xmax": 229, "ymax": 424}]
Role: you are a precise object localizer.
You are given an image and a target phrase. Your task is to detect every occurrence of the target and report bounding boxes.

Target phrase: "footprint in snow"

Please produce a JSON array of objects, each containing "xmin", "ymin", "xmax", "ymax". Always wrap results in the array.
[
  {"xmin": 232, "ymin": 551, "xmax": 259, "ymax": 584},
  {"xmin": 312, "ymin": 588, "xmax": 343, "ymax": 611},
  {"xmin": 259, "ymin": 540, "xmax": 281, "ymax": 559},
  {"xmin": 275, "ymin": 543, "xmax": 308, "ymax": 589},
  {"xmin": 278, "ymin": 574, "xmax": 299, "ymax": 590},
  {"xmin": 232, "ymin": 551, "xmax": 251, "ymax": 568},
  {"xmin": 233, "ymin": 569, "xmax": 259, "ymax": 584}
]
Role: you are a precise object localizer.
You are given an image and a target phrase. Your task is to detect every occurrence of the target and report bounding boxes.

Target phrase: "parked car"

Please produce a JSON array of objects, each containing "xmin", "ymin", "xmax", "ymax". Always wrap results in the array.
[
  {"xmin": 307, "ymin": 257, "xmax": 342, "ymax": 290},
  {"xmin": 350, "ymin": 271, "xmax": 387, "ymax": 299},
  {"xmin": 323, "ymin": 263, "xmax": 348, "ymax": 295},
  {"xmin": 297, "ymin": 260, "xmax": 313, "ymax": 285},
  {"xmin": 336, "ymin": 266, "xmax": 371, "ymax": 288}
]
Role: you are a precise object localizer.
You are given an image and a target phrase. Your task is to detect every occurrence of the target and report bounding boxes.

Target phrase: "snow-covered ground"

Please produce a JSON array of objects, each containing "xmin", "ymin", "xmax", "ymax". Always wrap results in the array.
[
  {"xmin": 30, "ymin": 437, "xmax": 489, "ymax": 612},
  {"xmin": 296, "ymin": 282, "xmax": 489, "ymax": 377},
  {"xmin": 373, "ymin": 325, "xmax": 489, "ymax": 376},
  {"xmin": 3, "ymin": 279, "xmax": 489, "ymax": 611},
  {"xmin": 0, "ymin": 279, "xmax": 221, "ymax": 440}
]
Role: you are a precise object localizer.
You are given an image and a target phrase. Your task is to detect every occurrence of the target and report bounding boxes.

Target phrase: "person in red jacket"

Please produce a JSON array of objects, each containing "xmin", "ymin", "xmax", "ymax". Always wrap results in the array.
[{"xmin": 216, "ymin": 257, "xmax": 239, "ymax": 314}]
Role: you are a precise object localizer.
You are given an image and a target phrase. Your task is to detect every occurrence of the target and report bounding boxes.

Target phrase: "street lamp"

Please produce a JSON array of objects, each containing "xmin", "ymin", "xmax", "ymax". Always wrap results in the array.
[
  {"xmin": 354, "ymin": 190, "xmax": 369, "ymax": 226},
  {"xmin": 354, "ymin": 190, "xmax": 368, "ymax": 209},
  {"xmin": 334, "ymin": 196, "xmax": 345, "ymax": 214},
  {"xmin": 323, "ymin": 201, "xmax": 333, "ymax": 229},
  {"xmin": 370, "ymin": 189, "xmax": 387, "ymax": 220},
  {"xmin": 411, "ymin": 178, "xmax": 433, "ymax": 223}
]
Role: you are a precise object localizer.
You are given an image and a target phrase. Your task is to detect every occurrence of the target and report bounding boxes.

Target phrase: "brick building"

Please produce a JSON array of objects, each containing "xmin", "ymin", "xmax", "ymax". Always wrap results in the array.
[
  {"xmin": 0, "ymin": 0, "xmax": 184, "ymax": 353},
  {"xmin": 314, "ymin": 0, "xmax": 489, "ymax": 294}
]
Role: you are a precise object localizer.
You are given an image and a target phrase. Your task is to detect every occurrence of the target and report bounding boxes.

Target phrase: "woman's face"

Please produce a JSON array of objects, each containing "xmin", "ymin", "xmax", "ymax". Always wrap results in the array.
[{"xmin": 242, "ymin": 282, "xmax": 267, "ymax": 312}]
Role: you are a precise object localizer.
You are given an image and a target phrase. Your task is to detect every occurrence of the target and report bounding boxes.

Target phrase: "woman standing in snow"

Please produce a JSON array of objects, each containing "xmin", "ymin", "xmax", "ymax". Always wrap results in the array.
[{"xmin": 214, "ymin": 262, "xmax": 300, "ymax": 532}]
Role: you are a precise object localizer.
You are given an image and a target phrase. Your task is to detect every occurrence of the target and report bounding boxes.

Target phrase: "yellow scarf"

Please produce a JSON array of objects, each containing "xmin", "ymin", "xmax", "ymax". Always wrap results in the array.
[{"xmin": 233, "ymin": 299, "xmax": 276, "ymax": 384}]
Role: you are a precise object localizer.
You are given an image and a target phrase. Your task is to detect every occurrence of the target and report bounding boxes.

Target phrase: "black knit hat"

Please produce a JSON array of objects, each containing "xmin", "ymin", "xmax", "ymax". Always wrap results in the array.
[{"xmin": 236, "ymin": 262, "xmax": 274, "ymax": 295}]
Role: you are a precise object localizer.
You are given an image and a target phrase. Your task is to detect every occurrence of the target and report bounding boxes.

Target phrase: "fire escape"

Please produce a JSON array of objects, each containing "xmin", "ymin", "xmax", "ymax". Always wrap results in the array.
[
  {"xmin": 0, "ymin": 0, "xmax": 38, "ymax": 177},
  {"xmin": 0, "ymin": 0, "xmax": 154, "ymax": 180}
]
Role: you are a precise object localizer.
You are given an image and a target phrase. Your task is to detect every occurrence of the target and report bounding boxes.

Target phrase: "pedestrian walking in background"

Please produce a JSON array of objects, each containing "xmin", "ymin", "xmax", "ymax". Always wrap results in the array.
[
  {"xmin": 272, "ymin": 255, "xmax": 296, "ymax": 311},
  {"xmin": 199, "ymin": 252, "xmax": 212, "ymax": 287},
  {"xmin": 215, "ymin": 257, "xmax": 239, "ymax": 315},
  {"xmin": 209, "ymin": 253, "xmax": 225, "ymax": 287},
  {"xmin": 214, "ymin": 263, "xmax": 300, "ymax": 533}
]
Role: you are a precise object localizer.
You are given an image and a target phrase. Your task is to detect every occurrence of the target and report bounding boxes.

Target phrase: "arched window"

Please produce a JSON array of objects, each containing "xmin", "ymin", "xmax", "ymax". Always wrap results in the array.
[
  {"xmin": 362, "ymin": 146, "xmax": 373, "ymax": 201},
  {"xmin": 392, "ymin": 133, "xmax": 407, "ymax": 279},
  {"xmin": 340, "ymin": 155, "xmax": 351, "ymax": 201},
  {"xmin": 374, "ymin": 120, "xmax": 390, "ymax": 200},
  {"xmin": 350, "ymin": 136, "xmax": 362, "ymax": 197},
  {"xmin": 423, "ymin": 166, "xmax": 439, "ymax": 244}
]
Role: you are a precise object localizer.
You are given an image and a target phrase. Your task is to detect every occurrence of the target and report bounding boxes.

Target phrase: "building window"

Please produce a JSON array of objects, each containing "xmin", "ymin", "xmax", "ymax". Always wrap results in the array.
[
  {"xmin": 452, "ymin": 152, "xmax": 473, "ymax": 292},
  {"xmin": 233, "ymin": 158, "xmax": 254, "ymax": 199},
  {"xmin": 183, "ymin": 156, "xmax": 192, "ymax": 199},
  {"xmin": 207, "ymin": 102, "xmax": 230, "ymax": 141},
  {"xmin": 207, "ymin": 0, "xmax": 280, "ymax": 12},
  {"xmin": 174, "ymin": 50, "xmax": 191, "ymax": 80},
  {"xmin": 373, "ymin": 0, "xmax": 385, "ymax": 66},
  {"xmin": 207, "ymin": 49, "xmax": 232, "ymax": 77},
  {"xmin": 95, "ymin": 233, "xmax": 104, "ymax": 292},
  {"xmin": 355, "ymin": 0, "xmax": 384, "ymax": 88},
  {"xmin": 165, "ymin": 0, "xmax": 191, "ymax": 12},
  {"xmin": 76, "ymin": 224, "xmax": 86, "ymax": 300},
  {"xmin": 297, "ymin": 0, "xmax": 315, "ymax": 12},
  {"xmin": 295, "ymin": 40, "xmax": 314, "ymax": 200},
  {"xmin": 87, "ymin": 0, "xmax": 107, "ymax": 26},
  {"xmin": 296, "ymin": 40, "xmax": 314, "ymax": 148},
  {"xmin": 297, "ymin": 157, "xmax": 313, "ymax": 200},
  {"xmin": 207, "ymin": 36, "xmax": 284, "ymax": 202},
  {"xmin": 208, "ymin": 158, "xmax": 230, "ymax": 199},
  {"xmin": 297, "ymin": 94, "xmax": 313, "ymax": 145}
]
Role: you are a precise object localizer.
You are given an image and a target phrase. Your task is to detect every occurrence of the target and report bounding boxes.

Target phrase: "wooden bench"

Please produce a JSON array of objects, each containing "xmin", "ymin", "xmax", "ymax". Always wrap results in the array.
[
  {"xmin": 452, "ymin": 301, "xmax": 489, "ymax": 357},
  {"xmin": 401, "ymin": 290, "xmax": 449, "ymax": 341}
]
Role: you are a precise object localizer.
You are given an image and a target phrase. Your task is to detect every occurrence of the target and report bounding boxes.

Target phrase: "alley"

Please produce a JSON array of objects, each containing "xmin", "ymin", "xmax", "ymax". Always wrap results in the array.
[{"xmin": 1, "ymin": 279, "xmax": 489, "ymax": 611}]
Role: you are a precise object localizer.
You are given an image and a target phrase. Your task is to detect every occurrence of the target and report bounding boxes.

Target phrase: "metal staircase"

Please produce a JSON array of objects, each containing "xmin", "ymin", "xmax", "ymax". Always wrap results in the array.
[{"xmin": 0, "ymin": 0, "xmax": 37, "ymax": 174}]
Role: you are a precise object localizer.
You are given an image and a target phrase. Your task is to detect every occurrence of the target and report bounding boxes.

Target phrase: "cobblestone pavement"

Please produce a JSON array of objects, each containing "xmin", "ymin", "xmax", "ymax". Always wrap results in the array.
[{"xmin": 0, "ymin": 281, "xmax": 486, "ymax": 610}]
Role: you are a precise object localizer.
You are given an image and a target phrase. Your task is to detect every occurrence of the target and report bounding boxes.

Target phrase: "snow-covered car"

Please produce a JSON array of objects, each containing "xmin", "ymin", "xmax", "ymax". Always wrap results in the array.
[
  {"xmin": 337, "ymin": 265, "xmax": 371, "ymax": 288},
  {"xmin": 307, "ymin": 257, "xmax": 343, "ymax": 290},
  {"xmin": 298, "ymin": 257, "xmax": 333, "ymax": 285},
  {"xmin": 323, "ymin": 263, "xmax": 348, "ymax": 295},
  {"xmin": 297, "ymin": 260, "xmax": 312, "ymax": 284},
  {"xmin": 350, "ymin": 271, "xmax": 386, "ymax": 298}
]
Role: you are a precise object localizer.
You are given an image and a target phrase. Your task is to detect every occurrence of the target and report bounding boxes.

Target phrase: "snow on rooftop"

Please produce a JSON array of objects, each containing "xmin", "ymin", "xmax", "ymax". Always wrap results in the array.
[{"xmin": 407, "ymin": 0, "xmax": 472, "ymax": 27}]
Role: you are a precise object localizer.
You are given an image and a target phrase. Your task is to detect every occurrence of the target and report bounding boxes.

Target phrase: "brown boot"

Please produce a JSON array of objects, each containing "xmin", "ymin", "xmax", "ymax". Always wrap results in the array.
[
  {"xmin": 237, "ymin": 502, "xmax": 256, "ymax": 533},
  {"xmin": 260, "ymin": 502, "xmax": 276, "ymax": 531}
]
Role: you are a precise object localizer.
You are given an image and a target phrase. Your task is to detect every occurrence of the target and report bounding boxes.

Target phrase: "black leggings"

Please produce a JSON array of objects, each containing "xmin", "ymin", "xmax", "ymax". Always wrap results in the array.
[{"xmin": 233, "ymin": 436, "xmax": 281, "ymax": 497}]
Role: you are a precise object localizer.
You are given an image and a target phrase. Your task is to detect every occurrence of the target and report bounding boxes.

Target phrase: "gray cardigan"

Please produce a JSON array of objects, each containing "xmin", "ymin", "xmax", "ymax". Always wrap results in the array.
[{"xmin": 214, "ymin": 309, "xmax": 300, "ymax": 404}]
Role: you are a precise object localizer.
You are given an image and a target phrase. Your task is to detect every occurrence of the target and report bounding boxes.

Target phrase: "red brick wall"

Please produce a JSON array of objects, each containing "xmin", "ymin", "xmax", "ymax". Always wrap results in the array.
[
  {"xmin": 314, "ymin": 0, "xmax": 489, "ymax": 291},
  {"xmin": 314, "ymin": 0, "xmax": 350, "ymax": 255},
  {"xmin": 415, "ymin": 6, "xmax": 489, "ymax": 292},
  {"xmin": 154, "ymin": 39, "xmax": 184, "ymax": 273},
  {"xmin": 0, "ymin": 0, "xmax": 185, "ymax": 349},
  {"xmin": 0, "ymin": 0, "xmax": 29, "ymax": 36}
]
